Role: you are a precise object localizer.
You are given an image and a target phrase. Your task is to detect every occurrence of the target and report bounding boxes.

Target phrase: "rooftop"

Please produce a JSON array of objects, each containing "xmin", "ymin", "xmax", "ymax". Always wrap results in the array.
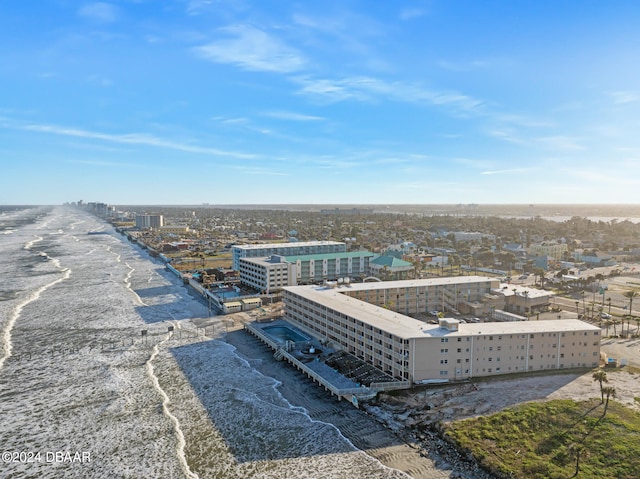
[
  {"xmin": 284, "ymin": 250, "xmax": 375, "ymax": 262},
  {"xmin": 495, "ymin": 283, "xmax": 555, "ymax": 299},
  {"xmin": 233, "ymin": 241, "xmax": 345, "ymax": 251},
  {"xmin": 284, "ymin": 277, "xmax": 596, "ymax": 340},
  {"xmin": 344, "ymin": 275, "xmax": 499, "ymax": 292}
]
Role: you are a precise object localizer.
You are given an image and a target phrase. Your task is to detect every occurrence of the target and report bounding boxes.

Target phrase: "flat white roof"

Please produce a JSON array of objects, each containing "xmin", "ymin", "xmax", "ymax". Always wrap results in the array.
[
  {"xmin": 240, "ymin": 256, "xmax": 288, "ymax": 266},
  {"xmin": 428, "ymin": 319, "xmax": 600, "ymax": 338},
  {"xmin": 495, "ymin": 283, "xmax": 555, "ymax": 299},
  {"xmin": 224, "ymin": 301, "xmax": 243, "ymax": 307},
  {"xmin": 286, "ymin": 284, "xmax": 427, "ymax": 338},
  {"xmin": 234, "ymin": 241, "xmax": 345, "ymax": 251},
  {"xmin": 341, "ymin": 275, "xmax": 499, "ymax": 292},
  {"xmin": 241, "ymin": 298, "xmax": 262, "ymax": 304},
  {"xmin": 284, "ymin": 281, "xmax": 598, "ymax": 340}
]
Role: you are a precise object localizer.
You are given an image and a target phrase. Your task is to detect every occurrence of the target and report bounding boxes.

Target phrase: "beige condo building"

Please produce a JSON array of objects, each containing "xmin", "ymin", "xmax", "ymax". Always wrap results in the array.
[{"xmin": 282, "ymin": 277, "xmax": 600, "ymax": 384}]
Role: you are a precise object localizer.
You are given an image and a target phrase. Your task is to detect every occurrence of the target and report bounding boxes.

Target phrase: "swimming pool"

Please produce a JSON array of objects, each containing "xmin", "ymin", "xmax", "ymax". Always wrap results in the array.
[{"xmin": 262, "ymin": 325, "xmax": 310, "ymax": 343}]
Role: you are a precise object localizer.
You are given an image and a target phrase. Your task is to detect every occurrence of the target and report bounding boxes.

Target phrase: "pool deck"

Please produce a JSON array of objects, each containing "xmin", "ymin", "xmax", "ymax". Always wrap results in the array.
[
  {"xmin": 245, "ymin": 319, "xmax": 410, "ymax": 405},
  {"xmin": 245, "ymin": 319, "xmax": 371, "ymax": 404}
]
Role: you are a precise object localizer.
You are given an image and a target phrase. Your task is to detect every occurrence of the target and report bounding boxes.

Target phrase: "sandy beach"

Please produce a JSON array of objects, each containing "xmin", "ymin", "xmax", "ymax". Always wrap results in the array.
[{"xmin": 220, "ymin": 314, "xmax": 491, "ymax": 479}]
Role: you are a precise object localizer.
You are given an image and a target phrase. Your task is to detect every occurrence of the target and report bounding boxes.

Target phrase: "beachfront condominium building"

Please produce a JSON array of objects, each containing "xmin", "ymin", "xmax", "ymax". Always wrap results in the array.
[
  {"xmin": 285, "ymin": 250, "xmax": 374, "ymax": 283},
  {"xmin": 239, "ymin": 251, "xmax": 375, "ymax": 294},
  {"xmin": 239, "ymin": 255, "xmax": 297, "ymax": 294},
  {"xmin": 232, "ymin": 241, "xmax": 346, "ymax": 270},
  {"xmin": 339, "ymin": 276, "xmax": 500, "ymax": 315},
  {"xmin": 135, "ymin": 214, "xmax": 164, "ymax": 230},
  {"xmin": 282, "ymin": 277, "xmax": 600, "ymax": 384}
]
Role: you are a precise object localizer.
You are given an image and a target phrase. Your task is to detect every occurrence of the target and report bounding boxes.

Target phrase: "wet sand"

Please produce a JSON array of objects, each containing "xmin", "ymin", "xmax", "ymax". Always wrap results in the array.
[{"xmin": 223, "ymin": 323, "xmax": 459, "ymax": 479}]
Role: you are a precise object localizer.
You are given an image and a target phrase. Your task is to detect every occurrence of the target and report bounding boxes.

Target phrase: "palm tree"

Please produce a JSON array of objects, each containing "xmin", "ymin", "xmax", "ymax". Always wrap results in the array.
[
  {"xmin": 602, "ymin": 386, "xmax": 617, "ymax": 415},
  {"xmin": 569, "ymin": 443, "xmax": 588, "ymax": 478},
  {"xmin": 623, "ymin": 290, "xmax": 638, "ymax": 337},
  {"xmin": 623, "ymin": 289, "xmax": 638, "ymax": 315},
  {"xmin": 592, "ymin": 369, "xmax": 608, "ymax": 403}
]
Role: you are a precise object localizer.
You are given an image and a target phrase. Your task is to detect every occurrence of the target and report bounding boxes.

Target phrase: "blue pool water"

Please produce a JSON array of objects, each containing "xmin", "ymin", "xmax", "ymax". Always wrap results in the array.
[{"xmin": 262, "ymin": 325, "xmax": 310, "ymax": 343}]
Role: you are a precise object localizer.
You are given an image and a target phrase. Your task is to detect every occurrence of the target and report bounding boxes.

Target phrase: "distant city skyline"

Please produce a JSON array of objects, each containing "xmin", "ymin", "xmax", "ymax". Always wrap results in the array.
[{"xmin": 2, "ymin": 1, "xmax": 640, "ymax": 205}]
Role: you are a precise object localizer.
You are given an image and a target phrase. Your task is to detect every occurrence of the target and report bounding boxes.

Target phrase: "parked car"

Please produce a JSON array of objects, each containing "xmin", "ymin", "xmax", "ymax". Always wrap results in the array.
[{"xmin": 601, "ymin": 312, "xmax": 612, "ymax": 319}]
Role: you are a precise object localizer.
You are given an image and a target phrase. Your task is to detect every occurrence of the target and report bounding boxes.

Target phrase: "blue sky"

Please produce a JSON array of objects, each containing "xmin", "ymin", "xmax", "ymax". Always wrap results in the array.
[{"xmin": 2, "ymin": 1, "xmax": 640, "ymax": 205}]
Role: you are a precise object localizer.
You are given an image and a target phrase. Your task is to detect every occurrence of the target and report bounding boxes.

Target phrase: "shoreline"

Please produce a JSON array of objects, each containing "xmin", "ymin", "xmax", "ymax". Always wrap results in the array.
[{"xmin": 221, "ymin": 320, "xmax": 490, "ymax": 479}]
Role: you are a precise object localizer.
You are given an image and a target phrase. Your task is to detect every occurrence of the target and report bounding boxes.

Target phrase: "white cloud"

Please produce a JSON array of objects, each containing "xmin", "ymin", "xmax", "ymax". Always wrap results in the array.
[
  {"xmin": 19, "ymin": 122, "xmax": 257, "ymax": 160},
  {"xmin": 485, "ymin": 128, "xmax": 528, "ymax": 145},
  {"xmin": 608, "ymin": 90, "xmax": 640, "ymax": 105},
  {"xmin": 211, "ymin": 116, "xmax": 249, "ymax": 125},
  {"xmin": 293, "ymin": 75, "xmax": 485, "ymax": 114},
  {"xmin": 194, "ymin": 25, "xmax": 306, "ymax": 73},
  {"xmin": 262, "ymin": 110, "xmax": 324, "ymax": 121},
  {"xmin": 78, "ymin": 2, "xmax": 118, "ymax": 23},
  {"xmin": 186, "ymin": 0, "xmax": 214, "ymax": 15},
  {"xmin": 481, "ymin": 168, "xmax": 536, "ymax": 175},
  {"xmin": 293, "ymin": 77, "xmax": 370, "ymax": 102}
]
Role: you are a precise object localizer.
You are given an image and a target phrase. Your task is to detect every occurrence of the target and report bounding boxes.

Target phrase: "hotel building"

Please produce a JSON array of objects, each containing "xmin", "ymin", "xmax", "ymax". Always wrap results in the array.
[
  {"xmin": 282, "ymin": 277, "xmax": 600, "ymax": 384},
  {"xmin": 232, "ymin": 241, "xmax": 346, "ymax": 270},
  {"xmin": 239, "ymin": 255, "xmax": 297, "ymax": 294},
  {"xmin": 239, "ymin": 251, "xmax": 375, "ymax": 294},
  {"xmin": 135, "ymin": 214, "xmax": 163, "ymax": 230}
]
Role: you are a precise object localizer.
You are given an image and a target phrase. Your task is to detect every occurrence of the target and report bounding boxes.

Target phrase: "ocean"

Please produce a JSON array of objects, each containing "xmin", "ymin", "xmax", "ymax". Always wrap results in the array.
[{"xmin": 0, "ymin": 206, "xmax": 408, "ymax": 479}]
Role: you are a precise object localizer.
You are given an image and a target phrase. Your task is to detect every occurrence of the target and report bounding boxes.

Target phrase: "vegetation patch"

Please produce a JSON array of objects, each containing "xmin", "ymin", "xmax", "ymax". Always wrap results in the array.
[{"xmin": 444, "ymin": 399, "xmax": 640, "ymax": 479}]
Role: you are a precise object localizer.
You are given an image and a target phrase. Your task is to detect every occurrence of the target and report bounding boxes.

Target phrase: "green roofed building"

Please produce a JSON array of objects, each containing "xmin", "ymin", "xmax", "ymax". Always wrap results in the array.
[
  {"xmin": 370, "ymin": 255, "xmax": 414, "ymax": 280},
  {"xmin": 284, "ymin": 251, "xmax": 375, "ymax": 284},
  {"xmin": 238, "ymin": 250, "xmax": 375, "ymax": 294}
]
